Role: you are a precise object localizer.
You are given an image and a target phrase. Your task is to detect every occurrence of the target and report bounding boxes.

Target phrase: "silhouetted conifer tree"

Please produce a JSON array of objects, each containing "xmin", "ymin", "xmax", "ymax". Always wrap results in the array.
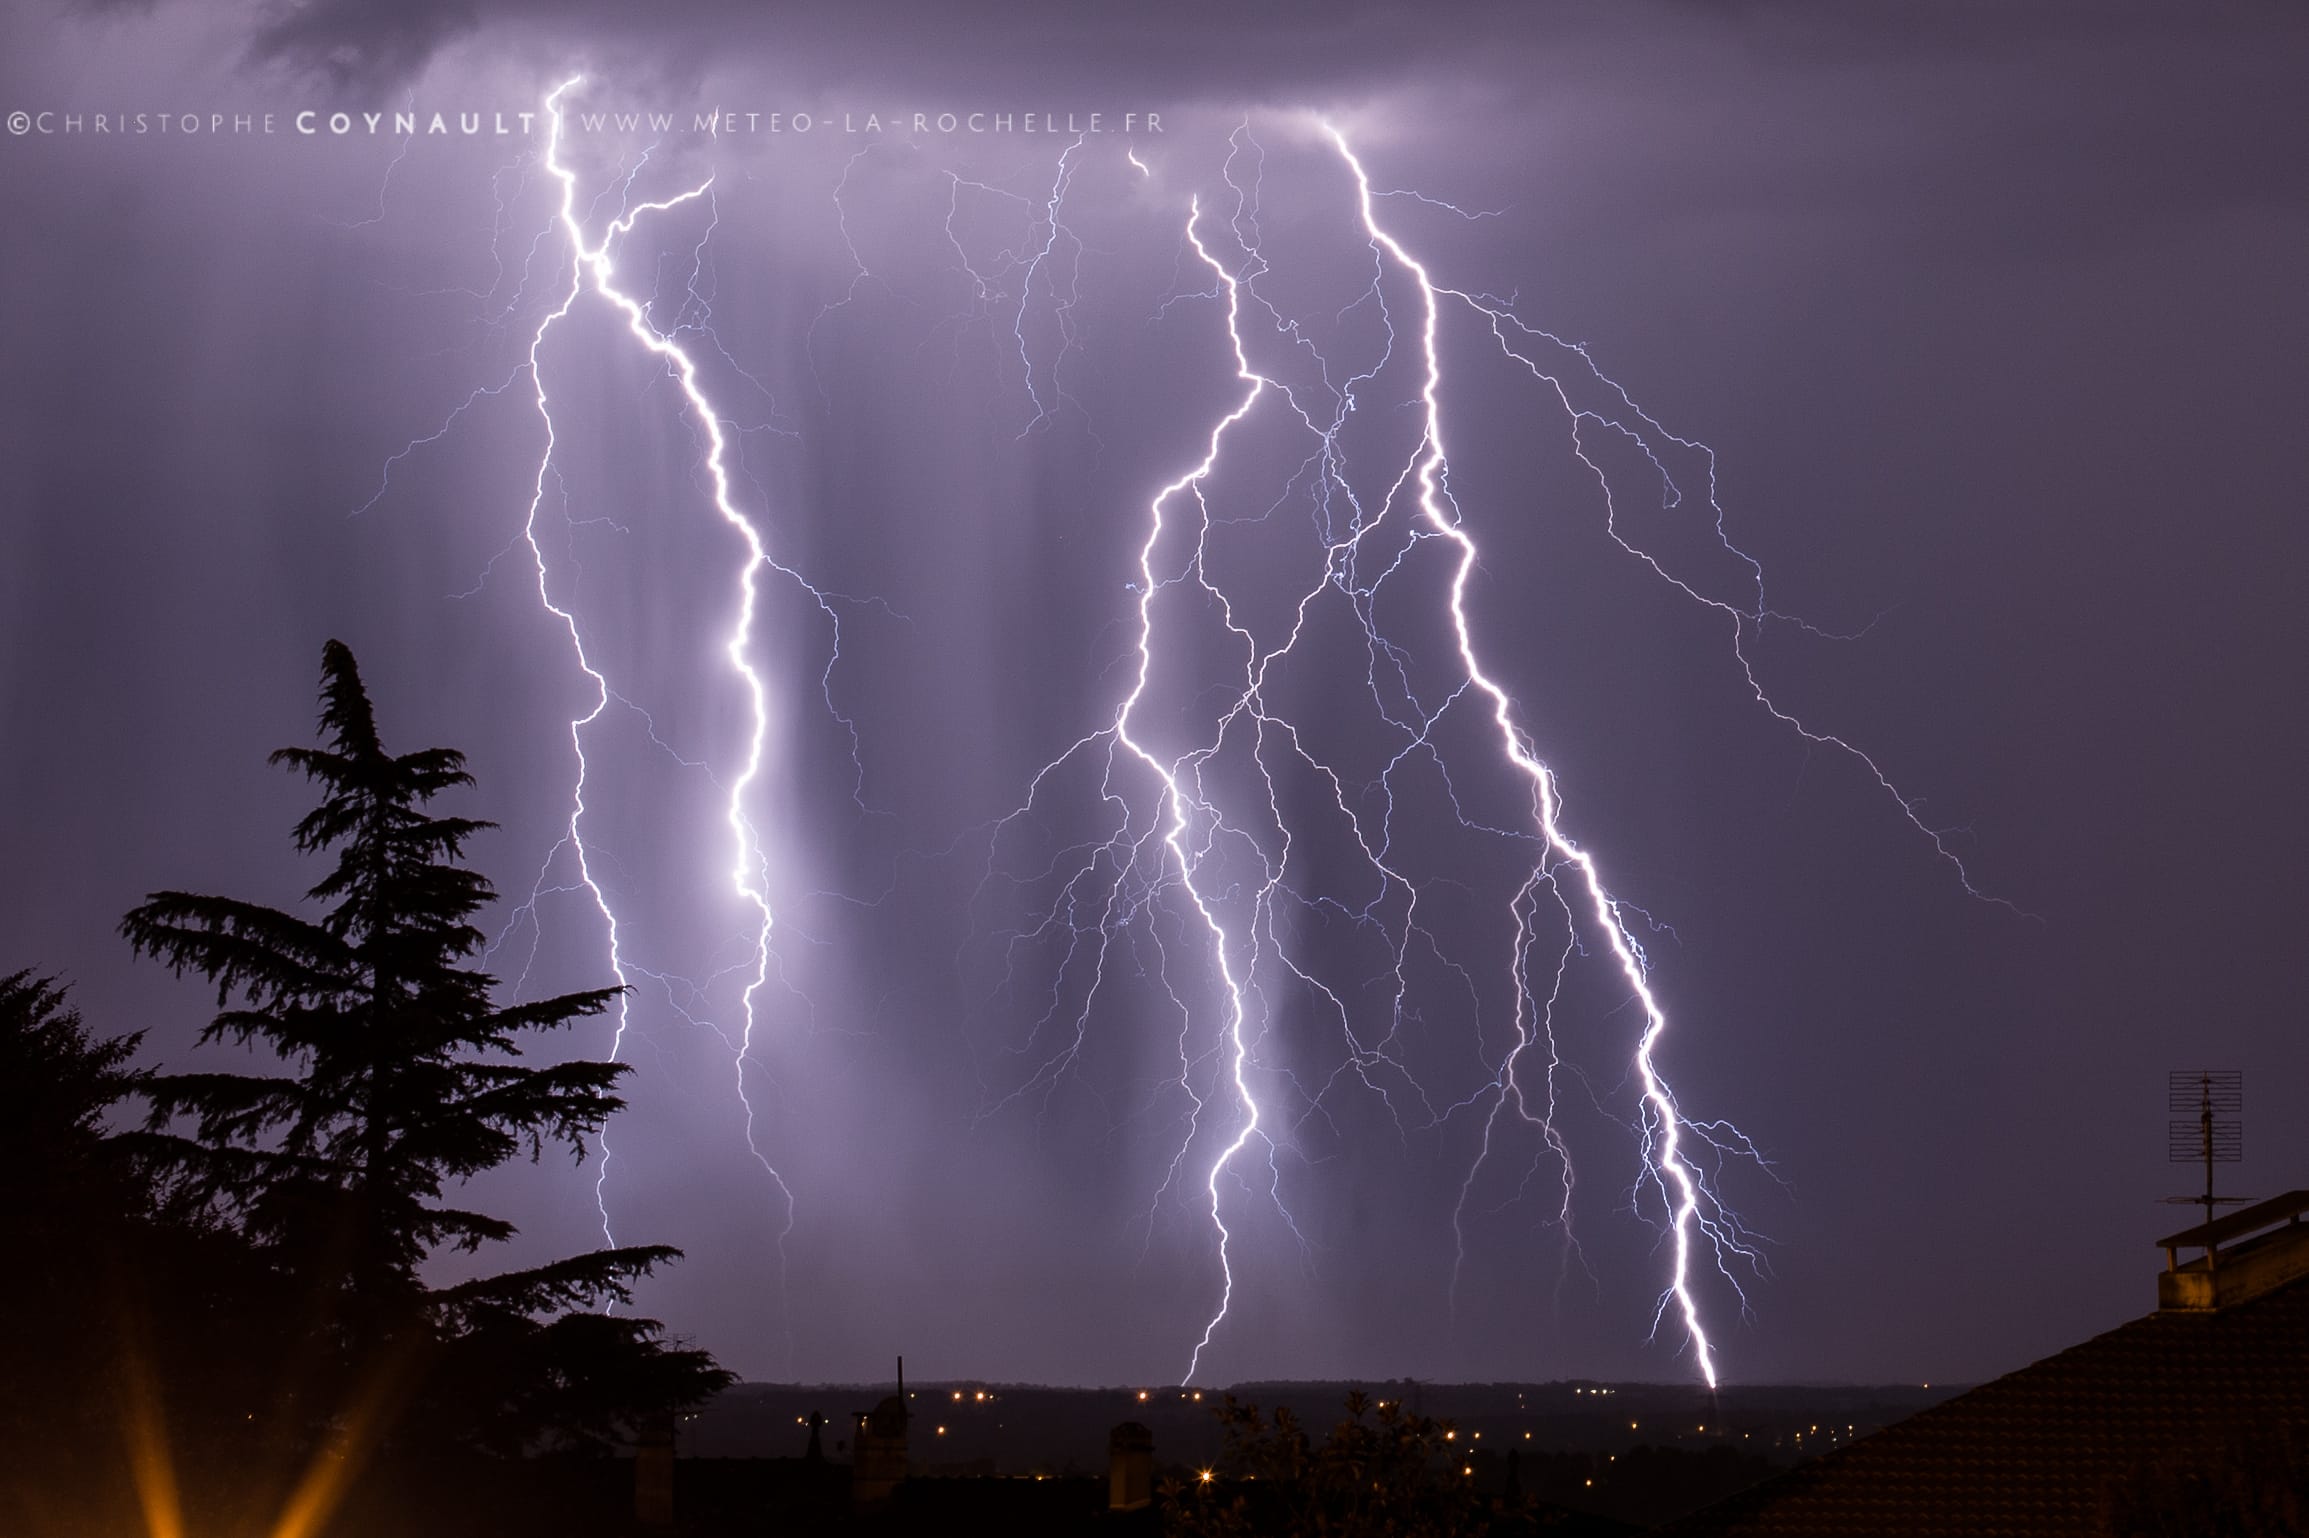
[{"xmin": 121, "ymin": 640, "xmax": 729, "ymax": 1463}]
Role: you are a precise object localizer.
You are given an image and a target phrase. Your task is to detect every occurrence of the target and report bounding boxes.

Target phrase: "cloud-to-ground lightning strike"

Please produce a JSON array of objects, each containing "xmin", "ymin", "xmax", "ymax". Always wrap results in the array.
[
  {"xmin": 1328, "ymin": 127, "xmax": 1726, "ymax": 1384},
  {"xmin": 524, "ymin": 75, "xmax": 802, "ymax": 1290},
  {"xmin": 358, "ymin": 79, "xmax": 869, "ymax": 1343},
  {"xmin": 1118, "ymin": 196, "xmax": 1268, "ymax": 1384}
]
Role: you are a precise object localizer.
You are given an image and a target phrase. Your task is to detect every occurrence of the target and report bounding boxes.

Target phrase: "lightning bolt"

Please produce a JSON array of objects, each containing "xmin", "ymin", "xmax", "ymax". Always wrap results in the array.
[
  {"xmin": 1123, "ymin": 197, "xmax": 1269, "ymax": 1383},
  {"xmin": 522, "ymin": 77, "xmax": 801, "ymax": 1315},
  {"xmin": 975, "ymin": 157, "xmax": 1307, "ymax": 1383},
  {"xmin": 1324, "ymin": 125, "xmax": 1730, "ymax": 1385},
  {"xmin": 358, "ymin": 80, "xmax": 843, "ymax": 1351}
]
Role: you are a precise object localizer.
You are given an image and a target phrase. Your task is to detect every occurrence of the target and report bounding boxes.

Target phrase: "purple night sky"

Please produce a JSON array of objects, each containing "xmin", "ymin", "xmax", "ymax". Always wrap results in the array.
[{"xmin": 2, "ymin": 2, "xmax": 2305, "ymax": 1391}]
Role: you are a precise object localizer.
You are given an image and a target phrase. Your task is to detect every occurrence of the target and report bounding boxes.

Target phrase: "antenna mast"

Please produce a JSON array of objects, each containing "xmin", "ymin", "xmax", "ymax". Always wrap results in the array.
[{"xmin": 2164, "ymin": 1069, "xmax": 2246, "ymax": 1266}]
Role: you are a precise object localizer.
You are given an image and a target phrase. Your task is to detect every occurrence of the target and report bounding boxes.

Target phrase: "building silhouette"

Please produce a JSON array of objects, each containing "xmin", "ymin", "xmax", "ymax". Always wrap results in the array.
[{"xmin": 851, "ymin": 1367, "xmax": 911, "ymax": 1511}]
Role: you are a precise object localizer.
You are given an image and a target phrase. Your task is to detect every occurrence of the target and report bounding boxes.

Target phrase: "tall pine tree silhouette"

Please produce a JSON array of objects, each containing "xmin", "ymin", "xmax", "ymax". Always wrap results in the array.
[{"xmin": 122, "ymin": 641, "xmax": 726, "ymax": 1458}]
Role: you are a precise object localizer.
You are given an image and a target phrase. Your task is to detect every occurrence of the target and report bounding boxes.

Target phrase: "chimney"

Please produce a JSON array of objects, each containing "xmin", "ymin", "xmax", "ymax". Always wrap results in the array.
[
  {"xmin": 850, "ymin": 1358, "xmax": 911, "ymax": 1508},
  {"xmin": 2158, "ymin": 1189, "xmax": 2309, "ymax": 1311},
  {"xmin": 1108, "ymin": 1421, "xmax": 1154, "ymax": 1512}
]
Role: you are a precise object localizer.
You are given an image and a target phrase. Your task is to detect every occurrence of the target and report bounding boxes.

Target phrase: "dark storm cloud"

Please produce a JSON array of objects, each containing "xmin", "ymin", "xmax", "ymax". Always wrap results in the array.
[
  {"xmin": 142, "ymin": 0, "xmax": 2306, "ymax": 277},
  {"xmin": 240, "ymin": 0, "xmax": 1538, "ymax": 98},
  {"xmin": 86, "ymin": 0, "xmax": 2308, "ymax": 112},
  {"xmin": 252, "ymin": 0, "xmax": 483, "ymax": 95}
]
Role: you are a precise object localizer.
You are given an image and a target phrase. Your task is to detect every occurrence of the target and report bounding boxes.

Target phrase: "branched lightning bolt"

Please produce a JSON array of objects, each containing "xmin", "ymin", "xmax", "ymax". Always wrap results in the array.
[
  {"xmin": 1122, "ymin": 200, "xmax": 1271, "ymax": 1382},
  {"xmin": 366, "ymin": 82, "xmax": 843, "ymax": 1347},
  {"xmin": 522, "ymin": 79, "xmax": 801, "ymax": 1304},
  {"xmin": 973, "ymin": 178, "xmax": 1296, "ymax": 1382},
  {"xmin": 1324, "ymin": 126, "xmax": 1735, "ymax": 1385}
]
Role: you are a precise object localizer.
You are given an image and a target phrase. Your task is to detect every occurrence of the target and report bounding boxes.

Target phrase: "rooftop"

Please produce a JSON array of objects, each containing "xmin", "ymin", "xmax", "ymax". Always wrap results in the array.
[{"xmin": 1668, "ymin": 1208, "xmax": 2309, "ymax": 1537}]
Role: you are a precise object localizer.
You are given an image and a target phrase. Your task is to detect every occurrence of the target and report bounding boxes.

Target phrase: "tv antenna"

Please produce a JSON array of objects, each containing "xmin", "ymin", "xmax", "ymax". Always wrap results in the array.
[{"xmin": 2163, "ymin": 1070, "xmax": 2247, "ymax": 1260}]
